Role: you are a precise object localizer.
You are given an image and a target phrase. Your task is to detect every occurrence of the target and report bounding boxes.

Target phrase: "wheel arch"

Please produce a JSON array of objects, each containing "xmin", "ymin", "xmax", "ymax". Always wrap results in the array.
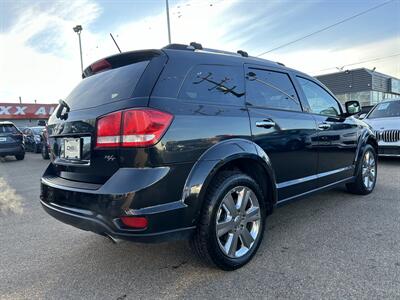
[
  {"xmin": 354, "ymin": 128, "xmax": 378, "ymax": 174},
  {"xmin": 182, "ymin": 139, "xmax": 277, "ymax": 224}
]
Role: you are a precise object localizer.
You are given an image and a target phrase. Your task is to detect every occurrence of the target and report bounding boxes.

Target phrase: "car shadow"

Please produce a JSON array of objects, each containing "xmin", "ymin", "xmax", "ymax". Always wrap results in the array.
[
  {"xmin": 38, "ymin": 185, "xmax": 363, "ymax": 298},
  {"xmin": 0, "ymin": 156, "xmax": 20, "ymax": 163}
]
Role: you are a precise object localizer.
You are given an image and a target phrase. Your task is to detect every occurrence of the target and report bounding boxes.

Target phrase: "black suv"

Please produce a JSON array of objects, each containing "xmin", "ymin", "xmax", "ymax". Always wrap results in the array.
[
  {"xmin": 0, "ymin": 121, "xmax": 25, "ymax": 160},
  {"xmin": 40, "ymin": 43, "xmax": 377, "ymax": 270}
]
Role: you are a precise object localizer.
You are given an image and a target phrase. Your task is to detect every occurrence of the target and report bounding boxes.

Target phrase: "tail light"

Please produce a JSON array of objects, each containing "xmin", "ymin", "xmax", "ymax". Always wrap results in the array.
[{"xmin": 95, "ymin": 108, "xmax": 173, "ymax": 148}]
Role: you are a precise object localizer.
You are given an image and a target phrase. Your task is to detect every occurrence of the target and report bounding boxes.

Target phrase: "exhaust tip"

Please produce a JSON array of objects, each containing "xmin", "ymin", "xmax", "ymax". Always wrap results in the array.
[{"xmin": 106, "ymin": 234, "xmax": 122, "ymax": 244}]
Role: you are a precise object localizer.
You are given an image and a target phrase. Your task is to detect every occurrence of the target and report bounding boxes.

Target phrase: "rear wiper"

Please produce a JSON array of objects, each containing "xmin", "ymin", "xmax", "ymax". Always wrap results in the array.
[{"xmin": 56, "ymin": 99, "xmax": 70, "ymax": 120}]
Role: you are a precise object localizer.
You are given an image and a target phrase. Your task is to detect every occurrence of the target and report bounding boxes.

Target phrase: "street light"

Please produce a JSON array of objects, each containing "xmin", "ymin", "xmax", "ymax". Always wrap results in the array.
[
  {"xmin": 165, "ymin": 0, "xmax": 171, "ymax": 44},
  {"xmin": 73, "ymin": 25, "xmax": 83, "ymax": 75}
]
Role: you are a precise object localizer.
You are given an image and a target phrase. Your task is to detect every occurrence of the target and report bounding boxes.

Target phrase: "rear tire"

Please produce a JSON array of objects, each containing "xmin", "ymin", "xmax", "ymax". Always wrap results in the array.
[
  {"xmin": 191, "ymin": 171, "xmax": 266, "ymax": 270},
  {"xmin": 15, "ymin": 154, "xmax": 25, "ymax": 160},
  {"xmin": 346, "ymin": 144, "xmax": 377, "ymax": 195},
  {"xmin": 42, "ymin": 144, "xmax": 49, "ymax": 159}
]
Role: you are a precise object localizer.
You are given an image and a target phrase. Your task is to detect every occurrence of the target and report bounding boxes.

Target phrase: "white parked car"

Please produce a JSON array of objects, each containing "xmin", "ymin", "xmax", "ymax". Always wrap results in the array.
[{"xmin": 362, "ymin": 99, "xmax": 400, "ymax": 157}]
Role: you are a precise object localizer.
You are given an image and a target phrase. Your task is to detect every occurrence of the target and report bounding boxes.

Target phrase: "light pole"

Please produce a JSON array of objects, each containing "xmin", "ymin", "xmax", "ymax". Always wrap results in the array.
[
  {"xmin": 165, "ymin": 0, "xmax": 171, "ymax": 44},
  {"xmin": 73, "ymin": 25, "xmax": 83, "ymax": 75}
]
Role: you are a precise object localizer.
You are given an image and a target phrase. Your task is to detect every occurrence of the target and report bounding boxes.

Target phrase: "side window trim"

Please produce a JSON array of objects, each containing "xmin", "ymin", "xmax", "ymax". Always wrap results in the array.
[
  {"xmin": 247, "ymin": 69, "xmax": 298, "ymax": 104},
  {"xmin": 296, "ymin": 75, "xmax": 343, "ymax": 116},
  {"xmin": 244, "ymin": 64, "xmax": 305, "ymax": 112}
]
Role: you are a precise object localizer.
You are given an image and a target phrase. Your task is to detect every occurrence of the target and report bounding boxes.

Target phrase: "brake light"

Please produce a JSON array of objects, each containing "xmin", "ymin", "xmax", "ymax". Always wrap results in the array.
[
  {"xmin": 120, "ymin": 216, "xmax": 148, "ymax": 229},
  {"xmin": 96, "ymin": 111, "xmax": 122, "ymax": 147},
  {"xmin": 95, "ymin": 109, "xmax": 173, "ymax": 148},
  {"xmin": 91, "ymin": 59, "xmax": 112, "ymax": 74},
  {"xmin": 122, "ymin": 109, "xmax": 173, "ymax": 147}
]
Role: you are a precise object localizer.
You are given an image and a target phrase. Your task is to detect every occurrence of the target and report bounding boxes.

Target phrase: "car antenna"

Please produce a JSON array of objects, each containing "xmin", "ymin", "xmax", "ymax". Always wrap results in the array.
[{"xmin": 110, "ymin": 33, "xmax": 122, "ymax": 53}]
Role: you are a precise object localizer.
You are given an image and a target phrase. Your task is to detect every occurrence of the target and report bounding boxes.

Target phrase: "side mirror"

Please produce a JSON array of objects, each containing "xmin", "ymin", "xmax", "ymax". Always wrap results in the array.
[
  {"xmin": 358, "ymin": 113, "xmax": 367, "ymax": 119},
  {"xmin": 345, "ymin": 100, "xmax": 361, "ymax": 116}
]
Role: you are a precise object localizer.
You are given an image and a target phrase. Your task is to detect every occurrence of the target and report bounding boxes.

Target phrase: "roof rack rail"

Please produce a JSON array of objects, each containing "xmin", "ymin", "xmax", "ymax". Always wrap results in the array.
[
  {"xmin": 276, "ymin": 62, "xmax": 285, "ymax": 66},
  {"xmin": 162, "ymin": 43, "xmax": 191, "ymax": 50},
  {"xmin": 237, "ymin": 50, "xmax": 248, "ymax": 57},
  {"xmin": 162, "ymin": 42, "xmax": 203, "ymax": 51},
  {"xmin": 189, "ymin": 42, "xmax": 203, "ymax": 50},
  {"xmin": 162, "ymin": 43, "xmax": 251, "ymax": 59}
]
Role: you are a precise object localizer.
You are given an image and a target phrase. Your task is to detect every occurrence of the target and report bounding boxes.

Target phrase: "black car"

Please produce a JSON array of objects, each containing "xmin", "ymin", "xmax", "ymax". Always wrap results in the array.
[
  {"xmin": 23, "ymin": 126, "xmax": 45, "ymax": 153},
  {"xmin": 0, "ymin": 121, "xmax": 25, "ymax": 160},
  {"xmin": 41, "ymin": 128, "xmax": 50, "ymax": 159},
  {"xmin": 40, "ymin": 43, "xmax": 378, "ymax": 270}
]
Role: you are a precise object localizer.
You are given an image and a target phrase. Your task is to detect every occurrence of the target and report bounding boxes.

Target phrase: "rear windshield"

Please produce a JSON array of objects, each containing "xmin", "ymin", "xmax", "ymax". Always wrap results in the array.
[
  {"xmin": 0, "ymin": 124, "xmax": 18, "ymax": 134},
  {"xmin": 65, "ymin": 60, "xmax": 149, "ymax": 110},
  {"xmin": 367, "ymin": 101, "xmax": 400, "ymax": 119},
  {"xmin": 31, "ymin": 127, "xmax": 44, "ymax": 135}
]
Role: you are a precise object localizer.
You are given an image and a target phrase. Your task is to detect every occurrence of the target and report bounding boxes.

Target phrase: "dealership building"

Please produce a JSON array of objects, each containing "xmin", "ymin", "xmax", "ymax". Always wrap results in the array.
[
  {"xmin": 316, "ymin": 68, "xmax": 400, "ymax": 107},
  {"xmin": 0, "ymin": 103, "xmax": 57, "ymax": 128}
]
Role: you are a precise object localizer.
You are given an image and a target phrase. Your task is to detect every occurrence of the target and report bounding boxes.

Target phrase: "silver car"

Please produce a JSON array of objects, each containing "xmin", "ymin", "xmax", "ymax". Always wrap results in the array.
[{"xmin": 362, "ymin": 99, "xmax": 400, "ymax": 157}]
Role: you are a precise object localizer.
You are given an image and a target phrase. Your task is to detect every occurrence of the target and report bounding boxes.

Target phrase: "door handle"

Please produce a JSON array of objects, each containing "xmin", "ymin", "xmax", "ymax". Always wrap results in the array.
[
  {"xmin": 256, "ymin": 120, "xmax": 276, "ymax": 129},
  {"xmin": 318, "ymin": 123, "xmax": 331, "ymax": 130}
]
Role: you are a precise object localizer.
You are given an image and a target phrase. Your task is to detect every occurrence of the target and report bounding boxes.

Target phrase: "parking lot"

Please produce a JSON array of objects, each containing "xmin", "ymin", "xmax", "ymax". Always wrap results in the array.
[{"xmin": 0, "ymin": 153, "xmax": 399, "ymax": 299}]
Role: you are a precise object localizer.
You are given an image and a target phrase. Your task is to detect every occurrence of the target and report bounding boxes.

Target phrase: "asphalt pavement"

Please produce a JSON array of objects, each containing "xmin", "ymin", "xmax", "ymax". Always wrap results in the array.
[{"xmin": 0, "ymin": 153, "xmax": 399, "ymax": 299}]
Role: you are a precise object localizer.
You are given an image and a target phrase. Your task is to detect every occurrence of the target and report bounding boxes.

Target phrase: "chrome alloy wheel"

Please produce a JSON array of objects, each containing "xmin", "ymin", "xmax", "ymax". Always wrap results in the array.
[
  {"xmin": 215, "ymin": 186, "xmax": 261, "ymax": 259},
  {"xmin": 362, "ymin": 150, "xmax": 376, "ymax": 191}
]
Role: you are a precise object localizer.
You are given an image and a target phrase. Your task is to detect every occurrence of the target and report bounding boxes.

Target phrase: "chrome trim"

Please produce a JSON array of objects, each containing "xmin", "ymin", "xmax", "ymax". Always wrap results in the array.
[
  {"xmin": 255, "ymin": 120, "xmax": 276, "ymax": 128},
  {"xmin": 124, "ymin": 200, "xmax": 187, "ymax": 216},
  {"xmin": 375, "ymin": 129, "xmax": 400, "ymax": 143},
  {"xmin": 379, "ymin": 154, "xmax": 400, "ymax": 157},
  {"xmin": 276, "ymin": 166, "xmax": 353, "ymax": 189},
  {"xmin": 277, "ymin": 177, "xmax": 354, "ymax": 205}
]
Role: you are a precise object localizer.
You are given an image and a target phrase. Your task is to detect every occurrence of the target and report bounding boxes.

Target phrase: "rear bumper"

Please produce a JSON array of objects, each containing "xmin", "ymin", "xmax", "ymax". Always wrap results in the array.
[
  {"xmin": 40, "ymin": 200, "xmax": 195, "ymax": 243},
  {"xmin": 40, "ymin": 163, "xmax": 196, "ymax": 243},
  {"xmin": 0, "ymin": 145, "xmax": 24, "ymax": 156}
]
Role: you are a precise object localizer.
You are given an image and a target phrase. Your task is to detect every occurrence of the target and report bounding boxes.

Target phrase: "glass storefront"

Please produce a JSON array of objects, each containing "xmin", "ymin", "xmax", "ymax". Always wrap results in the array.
[{"xmin": 336, "ymin": 91, "xmax": 399, "ymax": 107}]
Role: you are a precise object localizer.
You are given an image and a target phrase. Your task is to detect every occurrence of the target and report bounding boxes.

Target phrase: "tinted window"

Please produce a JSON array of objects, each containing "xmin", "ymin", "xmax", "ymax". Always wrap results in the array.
[
  {"xmin": 297, "ymin": 77, "xmax": 340, "ymax": 116},
  {"xmin": 178, "ymin": 65, "xmax": 245, "ymax": 105},
  {"xmin": 0, "ymin": 124, "xmax": 18, "ymax": 134},
  {"xmin": 245, "ymin": 69, "xmax": 301, "ymax": 111},
  {"xmin": 368, "ymin": 101, "xmax": 400, "ymax": 119},
  {"xmin": 65, "ymin": 60, "xmax": 149, "ymax": 110},
  {"xmin": 31, "ymin": 127, "xmax": 44, "ymax": 135}
]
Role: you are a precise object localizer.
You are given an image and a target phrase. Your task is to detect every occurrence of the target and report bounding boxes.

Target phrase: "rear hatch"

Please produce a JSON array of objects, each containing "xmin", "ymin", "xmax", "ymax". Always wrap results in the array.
[
  {"xmin": 47, "ymin": 50, "xmax": 167, "ymax": 184},
  {"xmin": 0, "ymin": 124, "xmax": 23, "ymax": 149}
]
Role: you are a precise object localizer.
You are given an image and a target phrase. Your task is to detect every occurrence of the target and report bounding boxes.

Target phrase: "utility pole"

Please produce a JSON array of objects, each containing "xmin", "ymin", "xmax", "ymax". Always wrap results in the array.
[
  {"xmin": 165, "ymin": 0, "xmax": 171, "ymax": 44},
  {"xmin": 73, "ymin": 25, "xmax": 83, "ymax": 75}
]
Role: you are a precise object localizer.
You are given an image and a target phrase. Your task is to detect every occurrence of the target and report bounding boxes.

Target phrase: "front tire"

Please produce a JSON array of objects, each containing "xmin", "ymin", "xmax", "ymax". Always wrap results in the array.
[
  {"xmin": 15, "ymin": 154, "xmax": 25, "ymax": 160},
  {"xmin": 41, "ymin": 144, "xmax": 49, "ymax": 159},
  {"xmin": 346, "ymin": 144, "xmax": 377, "ymax": 195},
  {"xmin": 191, "ymin": 171, "xmax": 266, "ymax": 270},
  {"xmin": 35, "ymin": 144, "xmax": 41, "ymax": 153}
]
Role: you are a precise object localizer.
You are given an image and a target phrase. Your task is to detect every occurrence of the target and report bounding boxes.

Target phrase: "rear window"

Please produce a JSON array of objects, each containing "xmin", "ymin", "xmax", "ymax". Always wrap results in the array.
[
  {"xmin": 31, "ymin": 127, "xmax": 44, "ymax": 135},
  {"xmin": 0, "ymin": 124, "xmax": 18, "ymax": 134},
  {"xmin": 65, "ymin": 60, "xmax": 149, "ymax": 110}
]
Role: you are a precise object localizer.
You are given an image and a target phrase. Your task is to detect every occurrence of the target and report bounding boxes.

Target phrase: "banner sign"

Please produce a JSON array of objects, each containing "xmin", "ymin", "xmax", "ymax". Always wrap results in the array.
[{"xmin": 0, "ymin": 103, "xmax": 57, "ymax": 120}]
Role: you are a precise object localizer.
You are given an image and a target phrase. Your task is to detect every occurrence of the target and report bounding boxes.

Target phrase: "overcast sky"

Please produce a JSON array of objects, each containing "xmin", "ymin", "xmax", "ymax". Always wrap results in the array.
[{"xmin": 0, "ymin": 0, "xmax": 399, "ymax": 103}]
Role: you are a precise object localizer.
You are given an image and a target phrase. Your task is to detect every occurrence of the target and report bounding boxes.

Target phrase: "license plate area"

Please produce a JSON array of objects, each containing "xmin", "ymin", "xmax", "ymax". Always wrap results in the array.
[
  {"xmin": 0, "ymin": 137, "xmax": 6, "ymax": 142},
  {"xmin": 63, "ymin": 138, "xmax": 81, "ymax": 160}
]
